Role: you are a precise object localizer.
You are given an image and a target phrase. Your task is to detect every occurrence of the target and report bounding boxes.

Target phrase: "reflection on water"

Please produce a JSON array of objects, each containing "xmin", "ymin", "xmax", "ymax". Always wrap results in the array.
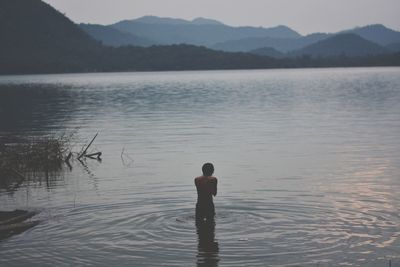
[
  {"xmin": 196, "ymin": 219, "xmax": 219, "ymax": 267},
  {"xmin": 0, "ymin": 84, "xmax": 78, "ymax": 135},
  {"xmin": 0, "ymin": 68, "xmax": 400, "ymax": 266},
  {"xmin": 0, "ymin": 168, "xmax": 69, "ymax": 193}
]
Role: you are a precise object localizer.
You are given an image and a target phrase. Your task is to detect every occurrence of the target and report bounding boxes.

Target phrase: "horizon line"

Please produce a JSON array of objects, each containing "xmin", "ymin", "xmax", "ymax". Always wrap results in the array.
[{"xmin": 79, "ymin": 14, "xmax": 400, "ymax": 37}]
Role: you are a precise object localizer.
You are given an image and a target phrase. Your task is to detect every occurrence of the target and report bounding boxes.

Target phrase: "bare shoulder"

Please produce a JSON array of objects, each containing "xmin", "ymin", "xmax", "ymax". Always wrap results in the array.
[{"xmin": 209, "ymin": 176, "xmax": 218, "ymax": 182}]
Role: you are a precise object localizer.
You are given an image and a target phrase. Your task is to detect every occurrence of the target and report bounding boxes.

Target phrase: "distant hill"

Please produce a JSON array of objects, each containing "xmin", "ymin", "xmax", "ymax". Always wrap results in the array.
[
  {"xmin": 192, "ymin": 17, "xmax": 225, "ymax": 26},
  {"xmin": 386, "ymin": 42, "xmax": 400, "ymax": 52},
  {"xmin": 212, "ymin": 25, "xmax": 400, "ymax": 54},
  {"xmin": 343, "ymin": 24, "xmax": 400, "ymax": 46},
  {"xmin": 0, "ymin": 0, "xmax": 282, "ymax": 74},
  {"xmin": 212, "ymin": 33, "xmax": 330, "ymax": 53},
  {"xmin": 111, "ymin": 16, "xmax": 301, "ymax": 47},
  {"xmin": 249, "ymin": 47, "xmax": 285, "ymax": 58},
  {"xmin": 133, "ymin": 16, "xmax": 224, "ymax": 26},
  {"xmin": 133, "ymin": 16, "xmax": 192, "ymax": 25},
  {"xmin": 0, "ymin": 0, "xmax": 399, "ymax": 74},
  {"xmin": 290, "ymin": 33, "xmax": 388, "ymax": 58},
  {"xmin": 89, "ymin": 15, "xmax": 399, "ymax": 56},
  {"xmin": 80, "ymin": 24, "xmax": 157, "ymax": 47}
]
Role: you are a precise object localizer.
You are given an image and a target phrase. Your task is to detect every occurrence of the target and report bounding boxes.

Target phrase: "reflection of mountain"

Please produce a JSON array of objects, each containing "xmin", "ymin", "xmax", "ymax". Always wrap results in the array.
[
  {"xmin": 0, "ymin": 84, "xmax": 78, "ymax": 133},
  {"xmin": 0, "ymin": 82, "xmax": 102, "ymax": 192}
]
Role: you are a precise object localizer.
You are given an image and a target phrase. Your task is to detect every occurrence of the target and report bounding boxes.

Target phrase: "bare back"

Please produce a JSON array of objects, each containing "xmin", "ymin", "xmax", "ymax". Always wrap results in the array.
[{"xmin": 195, "ymin": 176, "xmax": 217, "ymax": 204}]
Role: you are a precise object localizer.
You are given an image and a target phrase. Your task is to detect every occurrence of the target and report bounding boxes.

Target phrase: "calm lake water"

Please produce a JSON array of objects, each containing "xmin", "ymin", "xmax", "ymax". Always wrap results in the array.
[{"xmin": 0, "ymin": 68, "xmax": 400, "ymax": 266}]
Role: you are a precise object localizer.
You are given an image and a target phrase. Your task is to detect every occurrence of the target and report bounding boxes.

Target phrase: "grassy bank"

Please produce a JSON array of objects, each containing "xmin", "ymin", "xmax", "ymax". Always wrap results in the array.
[{"xmin": 0, "ymin": 134, "xmax": 73, "ymax": 240}]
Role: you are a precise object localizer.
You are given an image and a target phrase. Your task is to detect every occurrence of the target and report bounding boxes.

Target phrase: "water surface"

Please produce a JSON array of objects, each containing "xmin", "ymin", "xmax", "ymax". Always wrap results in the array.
[{"xmin": 1, "ymin": 68, "xmax": 400, "ymax": 266}]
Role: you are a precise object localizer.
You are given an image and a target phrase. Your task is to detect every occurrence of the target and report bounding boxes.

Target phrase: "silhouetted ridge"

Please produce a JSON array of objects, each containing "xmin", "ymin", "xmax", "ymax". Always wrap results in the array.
[
  {"xmin": 386, "ymin": 42, "xmax": 400, "ymax": 52},
  {"xmin": 192, "ymin": 17, "xmax": 224, "ymax": 26},
  {"xmin": 343, "ymin": 24, "xmax": 400, "ymax": 46},
  {"xmin": 249, "ymin": 47, "xmax": 285, "ymax": 58},
  {"xmin": 131, "ymin": 16, "xmax": 224, "ymax": 26},
  {"xmin": 0, "ymin": 0, "xmax": 399, "ymax": 74},
  {"xmin": 0, "ymin": 0, "xmax": 102, "ymax": 73},
  {"xmin": 291, "ymin": 33, "xmax": 388, "ymax": 57},
  {"xmin": 80, "ymin": 24, "xmax": 156, "ymax": 47},
  {"xmin": 212, "ymin": 33, "xmax": 329, "ymax": 53},
  {"xmin": 208, "ymin": 25, "xmax": 400, "ymax": 53},
  {"xmin": 132, "ymin": 16, "xmax": 191, "ymax": 25},
  {"xmin": 0, "ymin": 0, "xmax": 282, "ymax": 74},
  {"xmin": 111, "ymin": 17, "xmax": 301, "ymax": 47}
]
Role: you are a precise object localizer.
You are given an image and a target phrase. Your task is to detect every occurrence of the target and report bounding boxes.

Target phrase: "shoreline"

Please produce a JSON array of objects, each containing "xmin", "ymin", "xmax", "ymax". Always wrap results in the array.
[
  {"xmin": 0, "ymin": 210, "xmax": 39, "ymax": 241},
  {"xmin": 0, "ymin": 65, "xmax": 399, "ymax": 78}
]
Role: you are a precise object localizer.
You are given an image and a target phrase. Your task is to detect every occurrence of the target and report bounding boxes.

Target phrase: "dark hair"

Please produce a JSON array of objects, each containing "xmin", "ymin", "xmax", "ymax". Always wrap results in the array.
[{"xmin": 202, "ymin": 163, "xmax": 214, "ymax": 176}]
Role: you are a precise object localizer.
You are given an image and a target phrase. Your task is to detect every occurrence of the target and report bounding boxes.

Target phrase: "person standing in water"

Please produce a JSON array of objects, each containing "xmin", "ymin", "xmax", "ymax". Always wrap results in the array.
[{"xmin": 195, "ymin": 163, "xmax": 218, "ymax": 222}]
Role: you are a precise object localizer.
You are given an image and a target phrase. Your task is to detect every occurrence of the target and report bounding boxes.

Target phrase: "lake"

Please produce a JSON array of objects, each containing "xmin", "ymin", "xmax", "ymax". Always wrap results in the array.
[{"xmin": 0, "ymin": 68, "xmax": 400, "ymax": 266}]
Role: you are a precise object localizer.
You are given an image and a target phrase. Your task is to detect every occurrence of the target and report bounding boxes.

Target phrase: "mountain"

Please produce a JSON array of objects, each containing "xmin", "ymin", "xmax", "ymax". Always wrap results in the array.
[
  {"xmin": 1, "ymin": 0, "xmax": 399, "ymax": 74},
  {"xmin": 212, "ymin": 33, "xmax": 330, "ymax": 53},
  {"xmin": 386, "ymin": 42, "xmax": 400, "ymax": 52},
  {"xmin": 132, "ymin": 16, "xmax": 225, "ymax": 26},
  {"xmin": 132, "ymin": 15, "xmax": 192, "ymax": 25},
  {"xmin": 213, "ymin": 25, "xmax": 400, "ymax": 53},
  {"xmin": 290, "ymin": 33, "xmax": 388, "ymax": 58},
  {"xmin": 0, "ymin": 0, "xmax": 282, "ymax": 73},
  {"xmin": 110, "ymin": 16, "xmax": 301, "ymax": 47},
  {"xmin": 343, "ymin": 24, "xmax": 400, "ymax": 46},
  {"xmin": 80, "ymin": 24, "xmax": 157, "ymax": 47},
  {"xmin": 0, "ymin": 0, "xmax": 103, "ymax": 73},
  {"xmin": 249, "ymin": 47, "xmax": 285, "ymax": 58},
  {"xmin": 192, "ymin": 17, "xmax": 224, "ymax": 26}
]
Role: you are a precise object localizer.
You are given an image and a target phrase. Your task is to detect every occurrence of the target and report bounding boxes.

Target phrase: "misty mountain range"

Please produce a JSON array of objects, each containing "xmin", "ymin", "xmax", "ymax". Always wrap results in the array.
[
  {"xmin": 1, "ymin": 0, "xmax": 400, "ymax": 74},
  {"xmin": 80, "ymin": 16, "xmax": 400, "ymax": 58}
]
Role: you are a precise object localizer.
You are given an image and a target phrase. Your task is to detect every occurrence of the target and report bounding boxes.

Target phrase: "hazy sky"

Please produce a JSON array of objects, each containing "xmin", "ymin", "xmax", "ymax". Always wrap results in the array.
[{"xmin": 42, "ymin": 0, "xmax": 400, "ymax": 35}]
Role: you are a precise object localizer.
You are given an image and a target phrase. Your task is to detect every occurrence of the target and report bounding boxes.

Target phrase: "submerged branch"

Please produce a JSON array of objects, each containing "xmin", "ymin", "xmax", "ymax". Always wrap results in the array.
[{"xmin": 78, "ymin": 133, "xmax": 98, "ymax": 159}]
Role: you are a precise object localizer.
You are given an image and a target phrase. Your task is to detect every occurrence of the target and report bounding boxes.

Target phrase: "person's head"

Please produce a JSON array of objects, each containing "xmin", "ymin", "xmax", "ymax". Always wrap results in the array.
[{"xmin": 202, "ymin": 163, "xmax": 214, "ymax": 176}]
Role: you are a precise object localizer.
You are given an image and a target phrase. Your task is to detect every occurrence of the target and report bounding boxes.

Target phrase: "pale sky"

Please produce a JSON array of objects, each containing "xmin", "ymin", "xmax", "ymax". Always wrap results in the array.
[{"xmin": 42, "ymin": 0, "xmax": 400, "ymax": 35}]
